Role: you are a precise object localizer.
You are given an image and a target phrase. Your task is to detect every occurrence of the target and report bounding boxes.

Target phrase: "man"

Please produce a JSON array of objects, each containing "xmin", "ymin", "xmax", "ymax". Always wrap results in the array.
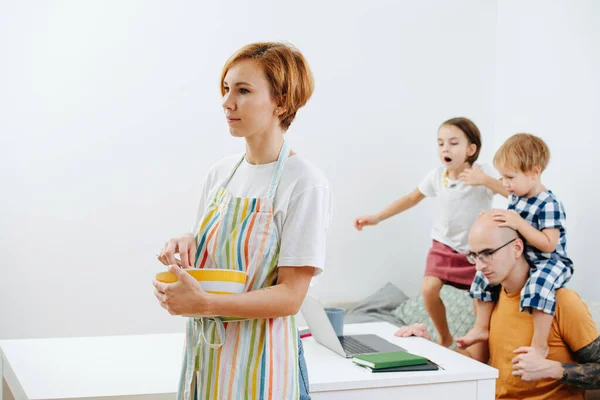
[{"xmin": 397, "ymin": 211, "xmax": 600, "ymax": 399}]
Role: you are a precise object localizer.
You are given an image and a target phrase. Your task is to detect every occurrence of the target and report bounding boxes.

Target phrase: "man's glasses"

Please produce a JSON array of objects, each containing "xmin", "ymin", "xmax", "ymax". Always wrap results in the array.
[{"xmin": 466, "ymin": 238, "xmax": 517, "ymax": 265}]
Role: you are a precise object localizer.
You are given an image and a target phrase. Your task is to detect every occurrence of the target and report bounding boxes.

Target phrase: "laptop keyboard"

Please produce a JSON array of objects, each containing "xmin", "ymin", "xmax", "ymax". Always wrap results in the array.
[{"xmin": 339, "ymin": 336, "xmax": 377, "ymax": 355}]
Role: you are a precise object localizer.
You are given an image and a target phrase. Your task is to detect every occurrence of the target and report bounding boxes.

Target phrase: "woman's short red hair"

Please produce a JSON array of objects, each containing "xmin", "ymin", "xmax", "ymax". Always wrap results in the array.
[{"xmin": 220, "ymin": 42, "xmax": 314, "ymax": 131}]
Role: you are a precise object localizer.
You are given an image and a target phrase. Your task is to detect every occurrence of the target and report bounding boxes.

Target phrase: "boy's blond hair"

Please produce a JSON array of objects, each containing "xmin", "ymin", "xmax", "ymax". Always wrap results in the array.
[{"xmin": 493, "ymin": 133, "xmax": 550, "ymax": 173}]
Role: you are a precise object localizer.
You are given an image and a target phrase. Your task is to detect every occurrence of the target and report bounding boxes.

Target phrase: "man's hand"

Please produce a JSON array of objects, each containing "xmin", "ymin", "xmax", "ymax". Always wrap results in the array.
[
  {"xmin": 512, "ymin": 346, "xmax": 562, "ymax": 381},
  {"xmin": 395, "ymin": 323, "xmax": 431, "ymax": 340}
]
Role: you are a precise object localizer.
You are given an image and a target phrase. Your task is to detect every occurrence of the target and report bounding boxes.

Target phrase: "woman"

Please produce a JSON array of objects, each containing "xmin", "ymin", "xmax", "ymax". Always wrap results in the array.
[{"xmin": 154, "ymin": 42, "xmax": 332, "ymax": 400}]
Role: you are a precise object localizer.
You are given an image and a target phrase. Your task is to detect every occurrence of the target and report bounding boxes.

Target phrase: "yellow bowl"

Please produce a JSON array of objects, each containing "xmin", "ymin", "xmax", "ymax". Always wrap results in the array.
[{"xmin": 155, "ymin": 268, "xmax": 247, "ymax": 295}]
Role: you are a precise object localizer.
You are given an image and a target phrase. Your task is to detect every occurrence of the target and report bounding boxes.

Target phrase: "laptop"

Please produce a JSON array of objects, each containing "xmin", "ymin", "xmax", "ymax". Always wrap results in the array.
[{"xmin": 300, "ymin": 295, "xmax": 406, "ymax": 358}]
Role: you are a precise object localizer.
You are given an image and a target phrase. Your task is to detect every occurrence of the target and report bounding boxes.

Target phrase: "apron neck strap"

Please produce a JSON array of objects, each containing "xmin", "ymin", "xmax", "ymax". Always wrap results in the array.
[
  {"xmin": 220, "ymin": 155, "xmax": 246, "ymax": 189},
  {"xmin": 266, "ymin": 140, "xmax": 289, "ymax": 199}
]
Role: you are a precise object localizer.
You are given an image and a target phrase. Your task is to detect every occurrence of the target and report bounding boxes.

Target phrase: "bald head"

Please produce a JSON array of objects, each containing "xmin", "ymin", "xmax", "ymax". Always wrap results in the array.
[
  {"xmin": 468, "ymin": 210, "xmax": 527, "ymax": 289},
  {"xmin": 469, "ymin": 210, "xmax": 518, "ymax": 248}
]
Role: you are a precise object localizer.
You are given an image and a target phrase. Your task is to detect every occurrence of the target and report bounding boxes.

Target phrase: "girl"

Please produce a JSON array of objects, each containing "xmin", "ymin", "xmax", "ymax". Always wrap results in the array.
[{"xmin": 354, "ymin": 117, "xmax": 506, "ymax": 347}]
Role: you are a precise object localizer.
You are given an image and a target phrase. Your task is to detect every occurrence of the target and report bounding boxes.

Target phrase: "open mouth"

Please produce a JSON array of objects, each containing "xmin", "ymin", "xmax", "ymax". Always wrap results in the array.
[{"xmin": 444, "ymin": 156, "xmax": 452, "ymax": 163}]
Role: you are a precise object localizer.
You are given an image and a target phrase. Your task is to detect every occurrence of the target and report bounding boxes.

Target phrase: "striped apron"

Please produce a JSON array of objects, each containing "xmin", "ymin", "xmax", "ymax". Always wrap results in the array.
[{"xmin": 177, "ymin": 141, "xmax": 302, "ymax": 399}]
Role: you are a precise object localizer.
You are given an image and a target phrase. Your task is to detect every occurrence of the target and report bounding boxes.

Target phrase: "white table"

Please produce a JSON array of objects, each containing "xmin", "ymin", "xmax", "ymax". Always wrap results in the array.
[
  {"xmin": 1, "ymin": 322, "xmax": 497, "ymax": 400},
  {"xmin": 304, "ymin": 322, "xmax": 498, "ymax": 399},
  {"xmin": 1, "ymin": 333, "xmax": 182, "ymax": 400}
]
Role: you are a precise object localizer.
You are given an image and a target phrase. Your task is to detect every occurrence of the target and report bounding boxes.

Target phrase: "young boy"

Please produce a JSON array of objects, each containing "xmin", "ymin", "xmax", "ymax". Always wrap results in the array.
[{"xmin": 458, "ymin": 133, "xmax": 573, "ymax": 356}]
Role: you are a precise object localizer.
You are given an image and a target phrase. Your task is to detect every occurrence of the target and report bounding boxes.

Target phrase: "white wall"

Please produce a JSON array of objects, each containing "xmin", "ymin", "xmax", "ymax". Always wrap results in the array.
[
  {"xmin": 494, "ymin": 0, "xmax": 600, "ymax": 303},
  {"xmin": 4, "ymin": 0, "xmax": 594, "ymax": 340}
]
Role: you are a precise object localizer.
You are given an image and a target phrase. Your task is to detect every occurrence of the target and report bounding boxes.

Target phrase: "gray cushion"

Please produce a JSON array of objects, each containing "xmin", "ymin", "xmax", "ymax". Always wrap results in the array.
[
  {"xmin": 345, "ymin": 282, "xmax": 410, "ymax": 326},
  {"xmin": 392, "ymin": 284, "xmax": 475, "ymax": 348}
]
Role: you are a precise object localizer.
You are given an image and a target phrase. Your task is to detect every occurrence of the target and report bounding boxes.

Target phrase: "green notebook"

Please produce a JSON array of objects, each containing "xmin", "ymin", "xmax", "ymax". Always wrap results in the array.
[{"xmin": 352, "ymin": 351, "xmax": 428, "ymax": 369}]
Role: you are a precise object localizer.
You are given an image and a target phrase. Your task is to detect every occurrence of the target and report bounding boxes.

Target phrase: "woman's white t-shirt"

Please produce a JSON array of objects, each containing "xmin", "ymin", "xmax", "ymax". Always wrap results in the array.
[
  {"xmin": 191, "ymin": 153, "xmax": 332, "ymax": 276},
  {"xmin": 418, "ymin": 163, "xmax": 497, "ymax": 254}
]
